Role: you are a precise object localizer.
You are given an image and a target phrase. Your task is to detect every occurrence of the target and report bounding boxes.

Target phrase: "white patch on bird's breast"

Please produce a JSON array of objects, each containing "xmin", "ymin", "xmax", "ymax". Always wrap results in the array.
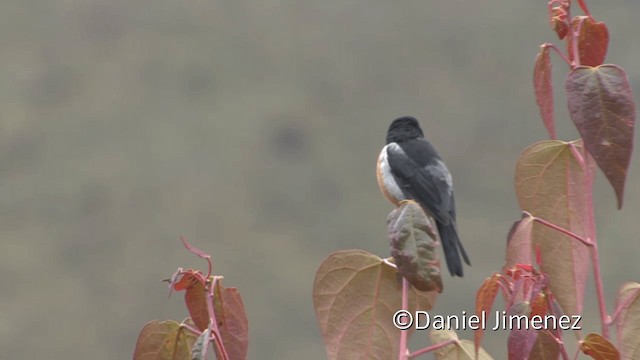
[{"xmin": 377, "ymin": 143, "xmax": 406, "ymax": 204}]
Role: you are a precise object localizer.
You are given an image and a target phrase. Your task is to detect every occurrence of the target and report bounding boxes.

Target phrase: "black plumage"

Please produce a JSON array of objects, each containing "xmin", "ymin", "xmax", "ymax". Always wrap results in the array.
[{"xmin": 379, "ymin": 116, "xmax": 470, "ymax": 277}]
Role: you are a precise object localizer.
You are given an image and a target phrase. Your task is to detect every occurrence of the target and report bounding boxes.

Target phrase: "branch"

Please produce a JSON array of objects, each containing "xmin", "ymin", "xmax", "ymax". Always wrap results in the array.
[
  {"xmin": 590, "ymin": 244, "xmax": 610, "ymax": 339},
  {"xmin": 398, "ymin": 278, "xmax": 410, "ymax": 360},
  {"xmin": 571, "ymin": 17, "xmax": 586, "ymax": 67},
  {"xmin": 569, "ymin": 142, "xmax": 586, "ymax": 169},
  {"xmin": 181, "ymin": 236, "xmax": 213, "ymax": 279},
  {"xmin": 523, "ymin": 211, "xmax": 592, "ymax": 246},
  {"xmin": 579, "ymin": 151, "xmax": 610, "ymax": 339},
  {"xmin": 542, "ymin": 42, "xmax": 572, "ymax": 67},
  {"xmin": 408, "ymin": 339, "xmax": 457, "ymax": 359},
  {"xmin": 207, "ymin": 276, "xmax": 230, "ymax": 360},
  {"xmin": 576, "ymin": 0, "xmax": 592, "ymax": 17},
  {"xmin": 608, "ymin": 286, "xmax": 640, "ymax": 325},
  {"xmin": 180, "ymin": 319, "xmax": 202, "ymax": 335}
]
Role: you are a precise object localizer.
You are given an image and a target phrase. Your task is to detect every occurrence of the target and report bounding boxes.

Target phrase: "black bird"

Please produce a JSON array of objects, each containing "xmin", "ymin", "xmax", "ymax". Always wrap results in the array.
[{"xmin": 377, "ymin": 116, "xmax": 470, "ymax": 277}]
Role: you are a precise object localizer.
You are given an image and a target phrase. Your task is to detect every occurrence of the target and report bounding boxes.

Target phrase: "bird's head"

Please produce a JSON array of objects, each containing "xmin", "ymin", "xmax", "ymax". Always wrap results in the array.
[{"xmin": 386, "ymin": 116, "xmax": 424, "ymax": 144}]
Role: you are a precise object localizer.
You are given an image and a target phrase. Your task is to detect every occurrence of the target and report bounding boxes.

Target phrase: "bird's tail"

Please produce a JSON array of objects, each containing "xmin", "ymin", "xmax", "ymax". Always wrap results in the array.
[{"xmin": 436, "ymin": 221, "xmax": 471, "ymax": 277}]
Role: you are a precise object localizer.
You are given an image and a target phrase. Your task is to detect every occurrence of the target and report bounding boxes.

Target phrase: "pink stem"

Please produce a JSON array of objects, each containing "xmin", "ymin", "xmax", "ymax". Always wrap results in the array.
[
  {"xmin": 526, "ymin": 213, "xmax": 591, "ymax": 246},
  {"xmin": 582, "ymin": 150, "xmax": 610, "ymax": 339},
  {"xmin": 207, "ymin": 277, "xmax": 230, "ymax": 360},
  {"xmin": 543, "ymin": 43, "xmax": 572, "ymax": 67},
  {"xmin": 572, "ymin": 344, "xmax": 581, "ymax": 360},
  {"xmin": 398, "ymin": 278, "xmax": 410, "ymax": 360},
  {"xmin": 181, "ymin": 321, "xmax": 202, "ymax": 335},
  {"xmin": 408, "ymin": 339, "xmax": 457, "ymax": 359},
  {"xmin": 590, "ymin": 242, "xmax": 610, "ymax": 338},
  {"xmin": 576, "ymin": 0, "xmax": 592, "ymax": 17},
  {"xmin": 609, "ymin": 287, "xmax": 640, "ymax": 325},
  {"xmin": 497, "ymin": 278, "xmax": 512, "ymax": 299},
  {"xmin": 569, "ymin": 143, "xmax": 586, "ymax": 168},
  {"xmin": 571, "ymin": 17, "xmax": 585, "ymax": 68}
]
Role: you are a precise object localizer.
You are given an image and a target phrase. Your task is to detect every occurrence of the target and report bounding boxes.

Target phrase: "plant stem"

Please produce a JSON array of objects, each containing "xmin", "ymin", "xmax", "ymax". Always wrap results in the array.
[
  {"xmin": 529, "ymin": 214, "xmax": 591, "ymax": 246},
  {"xmin": 572, "ymin": 345, "xmax": 581, "ymax": 360},
  {"xmin": 608, "ymin": 286, "xmax": 640, "ymax": 325},
  {"xmin": 207, "ymin": 276, "xmax": 230, "ymax": 360},
  {"xmin": 408, "ymin": 339, "xmax": 457, "ymax": 359},
  {"xmin": 590, "ymin": 242, "xmax": 610, "ymax": 338},
  {"xmin": 582, "ymin": 151, "xmax": 610, "ymax": 339},
  {"xmin": 181, "ymin": 321, "xmax": 202, "ymax": 335},
  {"xmin": 543, "ymin": 43, "xmax": 572, "ymax": 67},
  {"xmin": 576, "ymin": 0, "xmax": 592, "ymax": 17},
  {"xmin": 398, "ymin": 278, "xmax": 410, "ymax": 360},
  {"xmin": 571, "ymin": 17, "xmax": 585, "ymax": 68}
]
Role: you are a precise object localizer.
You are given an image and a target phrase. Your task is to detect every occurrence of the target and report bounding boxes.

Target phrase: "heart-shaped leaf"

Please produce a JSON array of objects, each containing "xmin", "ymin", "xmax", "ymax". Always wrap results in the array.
[
  {"xmin": 566, "ymin": 65, "xmax": 636, "ymax": 209},
  {"xmin": 431, "ymin": 330, "xmax": 494, "ymax": 360},
  {"xmin": 133, "ymin": 320, "xmax": 198, "ymax": 360},
  {"xmin": 515, "ymin": 140, "xmax": 590, "ymax": 316},
  {"xmin": 313, "ymin": 249, "xmax": 437, "ymax": 360},
  {"xmin": 615, "ymin": 282, "xmax": 640, "ymax": 359}
]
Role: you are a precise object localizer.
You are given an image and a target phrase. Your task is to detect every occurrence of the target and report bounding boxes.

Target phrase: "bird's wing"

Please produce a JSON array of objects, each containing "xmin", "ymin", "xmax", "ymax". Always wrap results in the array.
[{"xmin": 386, "ymin": 143, "xmax": 454, "ymax": 224}]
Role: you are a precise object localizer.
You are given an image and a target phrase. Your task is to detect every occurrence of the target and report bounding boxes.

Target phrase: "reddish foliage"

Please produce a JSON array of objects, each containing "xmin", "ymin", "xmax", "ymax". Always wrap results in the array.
[
  {"xmin": 212, "ymin": 283, "xmax": 249, "ymax": 360},
  {"xmin": 533, "ymin": 46, "xmax": 556, "ymax": 139},
  {"xmin": 172, "ymin": 270, "xmax": 205, "ymax": 291},
  {"xmin": 550, "ymin": 5, "xmax": 570, "ymax": 40},
  {"xmin": 135, "ymin": 242, "xmax": 249, "ymax": 360},
  {"xmin": 566, "ymin": 65, "xmax": 635, "ymax": 208},
  {"xmin": 580, "ymin": 333, "xmax": 620, "ymax": 360},
  {"xmin": 508, "ymin": 328, "xmax": 539, "ymax": 360},
  {"xmin": 530, "ymin": 293, "xmax": 548, "ymax": 319},
  {"xmin": 474, "ymin": 274, "xmax": 501, "ymax": 357},
  {"xmin": 568, "ymin": 17, "xmax": 609, "ymax": 67}
]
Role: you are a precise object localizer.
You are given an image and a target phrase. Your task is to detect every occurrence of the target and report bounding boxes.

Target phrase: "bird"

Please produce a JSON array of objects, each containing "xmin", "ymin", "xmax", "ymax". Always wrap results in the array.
[{"xmin": 377, "ymin": 116, "xmax": 470, "ymax": 277}]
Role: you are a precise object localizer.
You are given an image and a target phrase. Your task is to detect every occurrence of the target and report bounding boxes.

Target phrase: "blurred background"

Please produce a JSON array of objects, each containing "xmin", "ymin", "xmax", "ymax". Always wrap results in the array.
[{"xmin": 2, "ymin": 1, "xmax": 640, "ymax": 359}]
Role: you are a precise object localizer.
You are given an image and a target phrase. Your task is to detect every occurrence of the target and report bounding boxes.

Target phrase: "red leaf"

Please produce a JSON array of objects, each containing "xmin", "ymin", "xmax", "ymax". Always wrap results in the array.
[
  {"xmin": 504, "ymin": 215, "xmax": 535, "ymax": 272},
  {"xmin": 508, "ymin": 328, "xmax": 538, "ymax": 360},
  {"xmin": 170, "ymin": 270, "xmax": 209, "ymax": 332},
  {"xmin": 554, "ymin": 20, "xmax": 570, "ymax": 40},
  {"xmin": 180, "ymin": 236, "xmax": 212, "ymax": 261},
  {"xmin": 475, "ymin": 274, "xmax": 501, "ymax": 356},
  {"xmin": 568, "ymin": 17, "xmax": 609, "ymax": 67},
  {"xmin": 213, "ymin": 281, "xmax": 249, "ymax": 360},
  {"xmin": 133, "ymin": 320, "xmax": 198, "ymax": 360},
  {"xmin": 185, "ymin": 279, "xmax": 210, "ymax": 332},
  {"xmin": 580, "ymin": 333, "xmax": 620, "ymax": 360},
  {"xmin": 534, "ymin": 46, "xmax": 556, "ymax": 139},
  {"xmin": 566, "ymin": 65, "xmax": 636, "ymax": 209},
  {"xmin": 530, "ymin": 293, "xmax": 548, "ymax": 319},
  {"xmin": 549, "ymin": 5, "xmax": 569, "ymax": 40},
  {"xmin": 173, "ymin": 270, "xmax": 205, "ymax": 291}
]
